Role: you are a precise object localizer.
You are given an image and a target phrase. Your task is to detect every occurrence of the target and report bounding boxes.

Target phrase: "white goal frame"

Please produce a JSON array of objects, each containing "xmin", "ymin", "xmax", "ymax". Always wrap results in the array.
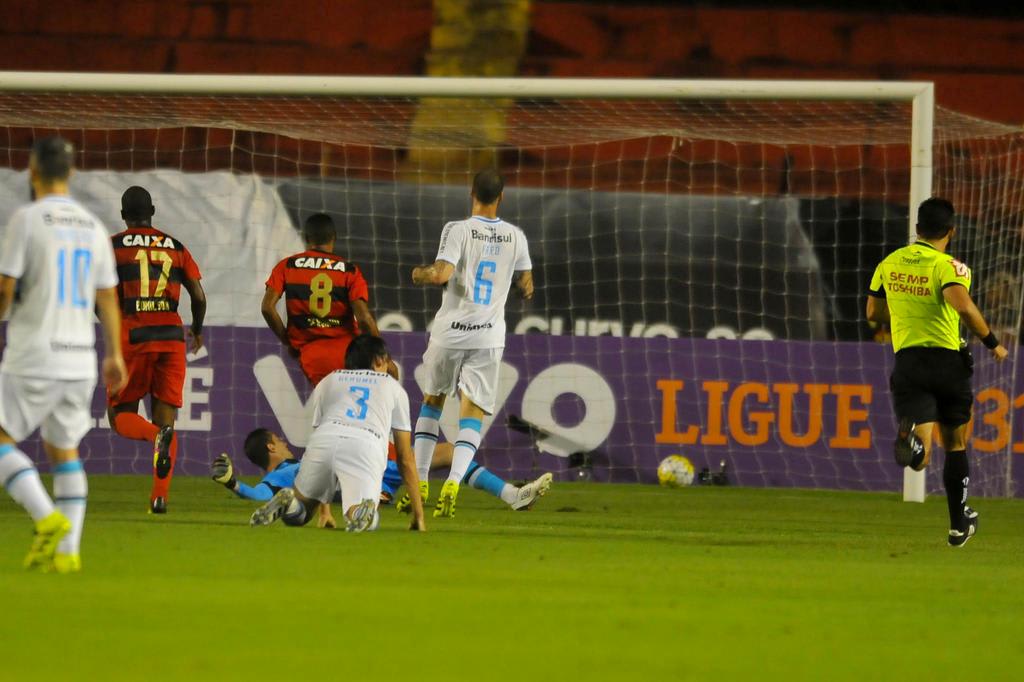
[{"xmin": 0, "ymin": 72, "xmax": 935, "ymax": 501}]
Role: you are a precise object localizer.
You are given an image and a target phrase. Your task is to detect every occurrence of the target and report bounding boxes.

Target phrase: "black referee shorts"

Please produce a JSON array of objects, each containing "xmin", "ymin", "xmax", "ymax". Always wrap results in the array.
[{"xmin": 889, "ymin": 347, "xmax": 973, "ymax": 427}]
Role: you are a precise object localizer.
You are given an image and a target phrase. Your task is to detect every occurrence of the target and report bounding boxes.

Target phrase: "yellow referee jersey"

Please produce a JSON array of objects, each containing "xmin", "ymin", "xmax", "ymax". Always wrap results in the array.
[{"xmin": 868, "ymin": 241, "xmax": 971, "ymax": 352}]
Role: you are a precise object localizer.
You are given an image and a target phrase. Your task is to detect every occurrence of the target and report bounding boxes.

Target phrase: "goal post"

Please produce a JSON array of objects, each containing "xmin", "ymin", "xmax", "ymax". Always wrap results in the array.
[{"xmin": 0, "ymin": 72, "xmax": 1018, "ymax": 500}]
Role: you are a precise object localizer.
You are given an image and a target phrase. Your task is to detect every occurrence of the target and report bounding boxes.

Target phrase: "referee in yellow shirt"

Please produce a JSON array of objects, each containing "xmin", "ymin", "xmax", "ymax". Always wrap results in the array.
[{"xmin": 867, "ymin": 198, "xmax": 1008, "ymax": 547}]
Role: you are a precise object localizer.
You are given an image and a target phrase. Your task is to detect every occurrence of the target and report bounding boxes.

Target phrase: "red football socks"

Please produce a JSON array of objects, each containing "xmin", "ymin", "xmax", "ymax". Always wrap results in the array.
[
  {"xmin": 112, "ymin": 412, "xmax": 159, "ymax": 441},
  {"xmin": 111, "ymin": 413, "xmax": 177, "ymax": 502}
]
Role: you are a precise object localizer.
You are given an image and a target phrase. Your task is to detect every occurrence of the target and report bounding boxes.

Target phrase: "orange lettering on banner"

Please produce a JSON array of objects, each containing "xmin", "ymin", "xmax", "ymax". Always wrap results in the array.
[
  {"xmin": 1014, "ymin": 392, "xmax": 1024, "ymax": 454},
  {"xmin": 774, "ymin": 383, "xmax": 829, "ymax": 447},
  {"xmin": 701, "ymin": 381, "xmax": 729, "ymax": 445},
  {"xmin": 829, "ymin": 384, "xmax": 872, "ymax": 449},
  {"xmin": 728, "ymin": 382, "xmax": 774, "ymax": 446},
  {"xmin": 654, "ymin": 380, "xmax": 700, "ymax": 444},
  {"xmin": 971, "ymin": 388, "xmax": 1009, "ymax": 452}
]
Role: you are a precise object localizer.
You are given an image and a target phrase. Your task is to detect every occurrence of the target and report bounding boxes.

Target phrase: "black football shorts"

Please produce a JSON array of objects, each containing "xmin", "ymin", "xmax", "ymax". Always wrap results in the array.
[{"xmin": 889, "ymin": 347, "xmax": 973, "ymax": 427}]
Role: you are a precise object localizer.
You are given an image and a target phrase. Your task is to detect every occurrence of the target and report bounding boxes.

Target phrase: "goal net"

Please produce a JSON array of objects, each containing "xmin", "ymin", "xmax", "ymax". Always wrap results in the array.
[{"xmin": 1, "ymin": 75, "xmax": 1021, "ymax": 498}]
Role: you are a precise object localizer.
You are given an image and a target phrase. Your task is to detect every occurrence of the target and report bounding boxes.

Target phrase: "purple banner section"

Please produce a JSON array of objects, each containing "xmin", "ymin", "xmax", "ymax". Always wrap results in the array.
[{"xmin": 18, "ymin": 330, "xmax": 1024, "ymax": 497}]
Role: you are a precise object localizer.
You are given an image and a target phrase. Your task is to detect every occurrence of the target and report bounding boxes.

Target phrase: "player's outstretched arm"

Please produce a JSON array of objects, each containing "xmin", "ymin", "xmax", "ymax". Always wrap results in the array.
[
  {"xmin": 514, "ymin": 270, "xmax": 534, "ymax": 300},
  {"xmin": 943, "ymin": 284, "xmax": 1009, "ymax": 361},
  {"xmin": 394, "ymin": 429, "xmax": 425, "ymax": 531},
  {"xmin": 182, "ymin": 277, "xmax": 207, "ymax": 353},
  {"xmin": 411, "ymin": 260, "xmax": 455, "ymax": 287},
  {"xmin": 211, "ymin": 453, "xmax": 239, "ymax": 491},
  {"xmin": 96, "ymin": 287, "xmax": 128, "ymax": 392},
  {"xmin": 865, "ymin": 293, "xmax": 889, "ymax": 324}
]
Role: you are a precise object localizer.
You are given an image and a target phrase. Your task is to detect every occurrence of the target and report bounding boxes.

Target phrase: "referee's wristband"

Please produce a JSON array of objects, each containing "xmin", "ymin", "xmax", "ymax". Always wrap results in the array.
[{"xmin": 981, "ymin": 331, "xmax": 999, "ymax": 350}]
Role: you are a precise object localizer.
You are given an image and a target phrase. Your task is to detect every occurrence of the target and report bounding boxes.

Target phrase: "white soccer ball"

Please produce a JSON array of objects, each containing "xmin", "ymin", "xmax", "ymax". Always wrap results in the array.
[{"xmin": 657, "ymin": 455, "xmax": 695, "ymax": 488}]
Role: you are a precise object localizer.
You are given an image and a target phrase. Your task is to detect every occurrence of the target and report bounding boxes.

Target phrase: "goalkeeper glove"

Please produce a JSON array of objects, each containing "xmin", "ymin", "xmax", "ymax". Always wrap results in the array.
[{"xmin": 211, "ymin": 453, "xmax": 237, "ymax": 490}]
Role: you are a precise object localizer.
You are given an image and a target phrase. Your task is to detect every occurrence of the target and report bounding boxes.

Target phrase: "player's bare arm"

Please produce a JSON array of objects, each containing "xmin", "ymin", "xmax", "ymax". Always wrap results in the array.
[
  {"xmin": 942, "ymin": 284, "xmax": 1009, "ymax": 361},
  {"xmin": 394, "ymin": 429, "xmax": 425, "ymax": 531},
  {"xmin": 260, "ymin": 286, "xmax": 294, "ymax": 353},
  {"xmin": 317, "ymin": 503, "xmax": 336, "ymax": 529},
  {"xmin": 0, "ymin": 274, "xmax": 15, "ymax": 320},
  {"xmin": 412, "ymin": 260, "xmax": 455, "ymax": 286},
  {"xmin": 350, "ymin": 299, "xmax": 399, "ymax": 378},
  {"xmin": 865, "ymin": 294, "xmax": 889, "ymax": 324},
  {"xmin": 182, "ymin": 277, "xmax": 207, "ymax": 353},
  {"xmin": 514, "ymin": 270, "xmax": 534, "ymax": 300},
  {"xmin": 351, "ymin": 298, "xmax": 382, "ymax": 336},
  {"xmin": 95, "ymin": 286, "xmax": 128, "ymax": 393}
]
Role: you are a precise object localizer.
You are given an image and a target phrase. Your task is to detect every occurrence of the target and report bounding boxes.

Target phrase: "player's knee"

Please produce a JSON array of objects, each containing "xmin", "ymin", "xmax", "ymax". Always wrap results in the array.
[
  {"xmin": 459, "ymin": 396, "xmax": 487, "ymax": 420},
  {"xmin": 150, "ymin": 400, "xmax": 178, "ymax": 427},
  {"xmin": 43, "ymin": 442, "xmax": 78, "ymax": 464},
  {"xmin": 940, "ymin": 425, "xmax": 969, "ymax": 451}
]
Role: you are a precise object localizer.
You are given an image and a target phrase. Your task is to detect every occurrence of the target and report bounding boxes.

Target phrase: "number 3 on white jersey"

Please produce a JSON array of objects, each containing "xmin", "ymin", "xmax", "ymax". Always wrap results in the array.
[{"xmin": 346, "ymin": 386, "xmax": 370, "ymax": 420}]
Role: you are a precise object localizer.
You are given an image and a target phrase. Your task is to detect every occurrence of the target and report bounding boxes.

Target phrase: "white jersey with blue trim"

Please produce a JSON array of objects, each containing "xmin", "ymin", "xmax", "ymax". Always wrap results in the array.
[
  {"xmin": 308, "ymin": 370, "xmax": 411, "ymax": 453},
  {"xmin": 0, "ymin": 195, "xmax": 118, "ymax": 380},
  {"xmin": 429, "ymin": 215, "xmax": 532, "ymax": 349}
]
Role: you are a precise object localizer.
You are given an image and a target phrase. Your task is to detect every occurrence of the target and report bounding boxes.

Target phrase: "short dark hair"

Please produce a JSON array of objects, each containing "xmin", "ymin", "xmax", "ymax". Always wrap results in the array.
[
  {"xmin": 472, "ymin": 168, "xmax": 504, "ymax": 205},
  {"xmin": 31, "ymin": 136, "xmax": 74, "ymax": 182},
  {"xmin": 243, "ymin": 428, "xmax": 273, "ymax": 471},
  {"xmin": 121, "ymin": 185, "xmax": 155, "ymax": 223},
  {"xmin": 345, "ymin": 333, "xmax": 389, "ymax": 371},
  {"xmin": 917, "ymin": 198, "xmax": 955, "ymax": 239},
  {"xmin": 303, "ymin": 212, "xmax": 335, "ymax": 247}
]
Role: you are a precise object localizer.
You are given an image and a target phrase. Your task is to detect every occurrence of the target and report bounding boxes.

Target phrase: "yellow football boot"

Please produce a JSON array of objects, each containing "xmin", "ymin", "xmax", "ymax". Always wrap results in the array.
[
  {"xmin": 396, "ymin": 480, "xmax": 429, "ymax": 514},
  {"xmin": 433, "ymin": 480, "xmax": 459, "ymax": 518},
  {"xmin": 24, "ymin": 511, "xmax": 71, "ymax": 571},
  {"xmin": 53, "ymin": 553, "xmax": 82, "ymax": 574}
]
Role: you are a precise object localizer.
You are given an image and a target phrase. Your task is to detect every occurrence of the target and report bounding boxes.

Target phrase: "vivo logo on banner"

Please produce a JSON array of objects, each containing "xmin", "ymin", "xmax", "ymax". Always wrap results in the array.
[{"xmin": 251, "ymin": 353, "xmax": 616, "ymax": 456}]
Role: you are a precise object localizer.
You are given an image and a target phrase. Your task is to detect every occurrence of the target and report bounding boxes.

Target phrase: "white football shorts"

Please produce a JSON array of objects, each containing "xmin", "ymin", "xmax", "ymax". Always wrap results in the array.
[
  {"xmin": 0, "ymin": 372, "xmax": 96, "ymax": 449},
  {"xmin": 421, "ymin": 343, "xmax": 502, "ymax": 415},
  {"xmin": 293, "ymin": 433, "xmax": 387, "ymax": 511}
]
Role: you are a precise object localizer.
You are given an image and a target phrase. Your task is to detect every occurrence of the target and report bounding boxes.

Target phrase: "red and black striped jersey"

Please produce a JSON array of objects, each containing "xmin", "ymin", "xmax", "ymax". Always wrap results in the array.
[
  {"xmin": 112, "ymin": 226, "xmax": 201, "ymax": 352},
  {"xmin": 265, "ymin": 249, "xmax": 369, "ymax": 350}
]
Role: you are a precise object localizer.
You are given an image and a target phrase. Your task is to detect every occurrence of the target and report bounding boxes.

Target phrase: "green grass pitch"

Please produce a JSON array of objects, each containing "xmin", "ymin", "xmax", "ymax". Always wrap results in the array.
[{"xmin": 2, "ymin": 476, "xmax": 1023, "ymax": 681}]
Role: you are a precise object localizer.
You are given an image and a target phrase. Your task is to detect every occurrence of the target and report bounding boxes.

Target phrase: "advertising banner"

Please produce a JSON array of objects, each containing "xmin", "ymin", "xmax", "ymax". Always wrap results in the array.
[{"xmin": 20, "ymin": 331, "xmax": 1021, "ymax": 498}]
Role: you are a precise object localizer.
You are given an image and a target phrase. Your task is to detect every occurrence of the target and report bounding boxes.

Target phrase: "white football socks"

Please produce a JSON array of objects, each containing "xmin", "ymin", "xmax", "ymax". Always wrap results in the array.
[
  {"xmin": 448, "ymin": 419, "xmax": 483, "ymax": 484},
  {"xmin": 0, "ymin": 445, "xmax": 55, "ymax": 522},
  {"xmin": 414, "ymin": 405, "xmax": 442, "ymax": 481},
  {"xmin": 499, "ymin": 484, "xmax": 519, "ymax": 505},
  {"xmin": 53, "ymin": 460, "xmax": 87, "ymax": 555}
]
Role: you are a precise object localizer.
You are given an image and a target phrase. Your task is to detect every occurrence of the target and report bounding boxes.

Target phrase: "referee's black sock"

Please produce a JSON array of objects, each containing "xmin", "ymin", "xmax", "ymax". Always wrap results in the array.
[{"xmin": 943, "ymin": 449, "xmax": 970, "ymax": 530}]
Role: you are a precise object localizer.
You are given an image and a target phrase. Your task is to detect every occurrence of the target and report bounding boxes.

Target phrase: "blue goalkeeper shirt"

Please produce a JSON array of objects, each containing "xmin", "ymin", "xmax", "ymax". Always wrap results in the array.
[
  {"xmin": 234, "ymin": 459, "xmax": 301, "ymax": 501},
  {"xmin": 234, "ymin": 459, "xmax": 403, "ymax": 502}
]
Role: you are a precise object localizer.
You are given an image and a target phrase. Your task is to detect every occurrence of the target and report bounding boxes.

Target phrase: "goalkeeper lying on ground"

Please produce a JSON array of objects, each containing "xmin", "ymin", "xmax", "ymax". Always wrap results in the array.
[{"xmin": 212, "ymin": 428, "xmax": 552, "ymax": 511}]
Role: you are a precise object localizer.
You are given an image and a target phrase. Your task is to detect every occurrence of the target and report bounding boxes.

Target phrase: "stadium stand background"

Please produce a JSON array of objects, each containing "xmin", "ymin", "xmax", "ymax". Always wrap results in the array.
[{"xmin": 0, "ymin": 0, "xmax": 1020, "ymax": 123}]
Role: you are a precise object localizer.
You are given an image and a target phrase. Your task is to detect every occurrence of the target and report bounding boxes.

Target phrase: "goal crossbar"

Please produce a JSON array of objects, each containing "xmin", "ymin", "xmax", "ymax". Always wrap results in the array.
[{"xmin": 0, "ymin": 72, "xmax": 933, "ymax": 102}]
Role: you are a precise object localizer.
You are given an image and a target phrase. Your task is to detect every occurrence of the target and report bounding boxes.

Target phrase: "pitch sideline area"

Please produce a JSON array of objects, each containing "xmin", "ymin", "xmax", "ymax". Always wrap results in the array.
[{"xmin": 2, "ymin": 477, "xmax": 1022, "ymax": 681}]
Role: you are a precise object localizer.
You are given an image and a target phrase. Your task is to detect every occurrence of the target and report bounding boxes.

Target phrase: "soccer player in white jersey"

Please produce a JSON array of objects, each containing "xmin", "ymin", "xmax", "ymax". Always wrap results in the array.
[
  {"xmin": 0, "ymin": 137, "xmax": 126, "ymax": 572},
  {"xmin": 250, "ymin": 334, "xmax": 425, "ymax": 532},
  {"xmin": 410, "ymin": 168, "xmax": 536, "ymax": 518}
]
